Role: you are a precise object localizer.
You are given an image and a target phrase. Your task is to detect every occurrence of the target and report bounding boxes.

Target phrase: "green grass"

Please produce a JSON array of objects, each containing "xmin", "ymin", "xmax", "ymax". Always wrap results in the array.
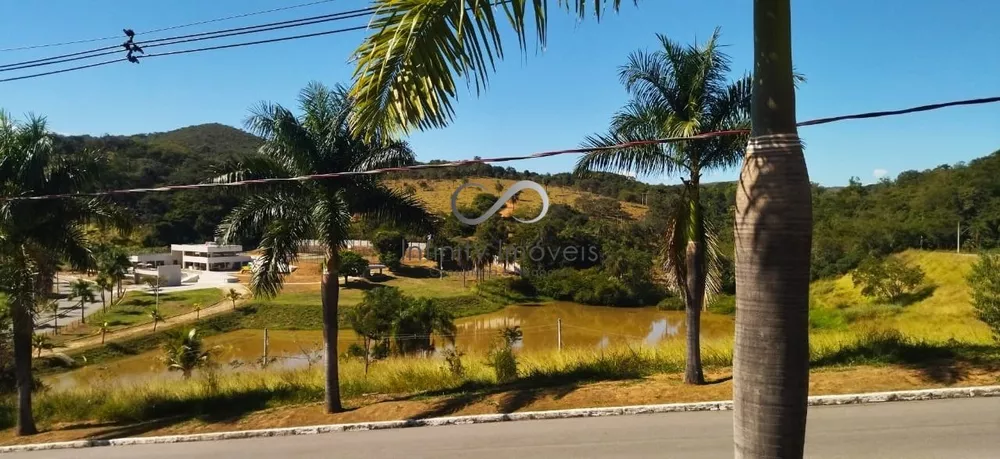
[
  {"xmin": 808, "ymin": 250, "xmax": 993, "ymax": 342},
  {"xmin": 15, "ymin": 327, "xmax": 1000, "ymax": 431},
  {"xmin": 54, "ymin": 289, "xmax": 223, "ymax": 343}
]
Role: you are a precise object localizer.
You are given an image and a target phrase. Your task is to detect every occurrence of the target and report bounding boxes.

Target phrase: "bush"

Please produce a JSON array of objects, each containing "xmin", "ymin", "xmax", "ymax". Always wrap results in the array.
[
  {"xmin": 486, "ymin": 346, "xmax": 517, "ymax": 384},
  {"xmin": 402, "ymin": 183, "xmax": 417, "ymax": 195},
  {"xmin": 442, "ymin": 347, "xmax": 465, "ymax": 377},
  {"xmin": 657, "ymin": 296, "xmax": 685, "ymax": 311},
  {"xmin": 968, "ymin": 252, "xmax": 1000, "ymax": 343},
  {"xmin": 339, "ymin": 251, "xmax": 369, "ymax": 282},
  {"xmin": 373, "ymin": 230, "xmax": 404, "ymax": 270},
  {"xmin": 533, "ymin": 268, "xmax": 659, "ymax": 306},
  {"xmin": 707, "ymin": 295, "xmax": 736, "ymax": 315},
  {"xmin": 851, "ymin": 256, "xmax": 925, "ymax": 303}
]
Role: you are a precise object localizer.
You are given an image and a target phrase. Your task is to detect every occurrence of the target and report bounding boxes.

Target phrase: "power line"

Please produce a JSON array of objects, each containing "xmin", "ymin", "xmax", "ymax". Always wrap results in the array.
[
  {"xmin": 1, "ymin": 95, "xmax": 997, "ymax": 201},
  {"xmin": 0, "ymin": 0, "xmax": 343, "ymax": 53},
  {"xmin": 0, "ymin": 8, "xmax": 375, "ymax": 73},
  {"xmin": 0, "ymin": 24, "xmax": 369, "ymax": 83}
]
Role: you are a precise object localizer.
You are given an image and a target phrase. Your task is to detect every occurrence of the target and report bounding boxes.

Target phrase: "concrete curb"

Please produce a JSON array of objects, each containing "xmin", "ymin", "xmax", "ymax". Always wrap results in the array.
[{"xmin": 3, "ymin": 385, "xmax": 998, "ymax": 454}]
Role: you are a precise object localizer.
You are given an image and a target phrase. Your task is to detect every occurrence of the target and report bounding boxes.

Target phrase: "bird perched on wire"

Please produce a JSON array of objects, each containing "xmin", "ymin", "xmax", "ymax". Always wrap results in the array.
[
  {"xmin": 126, "ymin": 52, "xmax": 140, "ymax": 64},
  {"xmin": 123, "ymin": 28, "xmax": 135, "ymax": 39}
]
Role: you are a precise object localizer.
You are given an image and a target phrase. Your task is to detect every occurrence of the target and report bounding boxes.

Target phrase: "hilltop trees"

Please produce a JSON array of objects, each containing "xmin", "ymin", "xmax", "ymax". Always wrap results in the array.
[
  {"xmin": 0, "ymin": 111, "xmax": 128, "ymax": 436},
  {"xmin": 968, "ymin": 252, "xmax": 1000, "ymax": 343},
  {"xmin": 215, "ymin": 82, "xmax": 432, "ymax": 413}
]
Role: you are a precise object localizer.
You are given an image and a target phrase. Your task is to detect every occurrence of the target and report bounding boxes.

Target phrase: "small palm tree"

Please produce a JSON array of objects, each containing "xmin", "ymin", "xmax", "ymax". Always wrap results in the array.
[
  {"xmin": 575, "ymin": 29, "xmax": 752, "ymax": 384},
  {"xmin": 145, "ymin": 277, "xmax": 162, "ymax": 311},
  {"xmin": 225, "ymin": 288, "xmax": 242, "ymax": 311},
  {"xmin": 94, "ymin": 275, "xmax": 112, "ymax": 313},
  {"xmin": 31, "ymin": 335, "xmax": 52, "ymax": 358},
  {"xmin": 69, "ymin": 279, "xmax": 95, "ymax": 324},
  {"xmin": 97, "ymin": 322, "xmax": 110, "ymax": 344},
  {"xmin": 149, "ymin": 309, "xmax": 165, "ymax": 332},
  {"xmin": 162, "ymin": 328, "xmax": 214, "ymax": 379},
  {"xmin": 214, "ymin": 82, "xmax": 434, "ymax": 413},
  {"xmin": 193, "ymin": 302, "xmax": 202, "ymax": 320},
  {"xmin": 45, "ymin": 301, "xmax": 60, "ymax": 335},
  {"xmin": 0, "ymin": 111, "xmax": 129, "ymax": 435}
]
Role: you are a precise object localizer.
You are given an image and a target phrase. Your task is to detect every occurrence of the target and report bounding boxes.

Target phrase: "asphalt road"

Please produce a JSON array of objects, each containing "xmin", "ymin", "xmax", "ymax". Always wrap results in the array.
[{"xmin": 9, "ymin": 397, "xmax": 1000, "ymax": 458}]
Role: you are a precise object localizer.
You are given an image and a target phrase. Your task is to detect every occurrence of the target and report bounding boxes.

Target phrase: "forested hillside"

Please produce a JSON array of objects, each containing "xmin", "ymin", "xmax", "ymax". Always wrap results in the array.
[{"xmin": 52, "ymin": 123, "xmax": 1000, "ymax": 280}]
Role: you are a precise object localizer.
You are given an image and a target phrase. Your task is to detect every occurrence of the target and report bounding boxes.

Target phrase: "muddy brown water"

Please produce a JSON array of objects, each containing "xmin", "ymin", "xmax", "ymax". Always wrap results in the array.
[{"xmin": 45, "ymin": 302, "xmax": 733, "ymax": 390}]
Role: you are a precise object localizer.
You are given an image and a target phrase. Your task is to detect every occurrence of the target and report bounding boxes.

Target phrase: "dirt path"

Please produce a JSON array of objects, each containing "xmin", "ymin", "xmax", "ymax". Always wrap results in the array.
[{"xmin": 44, "ymin": 284, "xmax": 252, "ymax": 354}]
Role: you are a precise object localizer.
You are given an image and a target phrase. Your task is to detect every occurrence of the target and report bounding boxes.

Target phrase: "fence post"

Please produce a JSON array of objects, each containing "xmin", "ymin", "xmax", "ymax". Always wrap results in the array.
[
  {"xmin": 263, "ymin": 328, "xmax": 269, "ymax": 368},
  {"xmin": 557, "ymin": 318, "xmax": 562, "ymax": 351}
]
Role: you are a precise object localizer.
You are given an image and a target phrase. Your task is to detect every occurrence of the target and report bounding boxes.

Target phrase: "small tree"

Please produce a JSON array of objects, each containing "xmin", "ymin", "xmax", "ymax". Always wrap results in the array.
[
  {"xmin": 162, "ymin": 328, "xmax": 214, "ymax": 378},
  {"xmin": 31, "ymin": 335, "xmax": 52, "ymax": 358},
  {"xmin": 486, "ymin": 325, "xmax": 521, "ymax": 384},
  {"xmin": 225, "ymin": 288, "xmax": 242, "ymax": 310},
  {"xmin": 968, "ymin": 252, "xmax": 1000, "ymax": 343},
  {"xmin": 144, "ymin": 277, "xmax": 163, "ymax": 311},
  {"xmin": 340, "ymin": 251, "xmax": 369, "ymax": 284},
  {"xmin": 69, "ymin": 279, "xmax": 95, "ymax": 324},
  {"xmin": 346, "ymin": 287, "xmax": 403, "ymax": 375},
  {"xmin": 851, "ymin": 257, "xmax": 925, "ymax": 303},
  {"xmin": 45, "ymin": 300, "xmax": 60, "ymax": 335},
  {"xmin": 494, "ymin": 180, "xmax": 504, "ymax": 193},
  {"xmin": 97, "ymin": 322, "xmax": 110, "ymax": 344},
  {"xmin": 373, "ymin": 230, "xmax": 404, "ymax": 271},
  {"xmin": 94, "ymin": 275, "xmax": 112, "ymax": 313},
  {"xmin": 149, "ymin": 309, "xmax": 165, "ymax": 332},
  {"xmin": 193, "ymin": 302, "xmax": 202, "ymax": 319}
]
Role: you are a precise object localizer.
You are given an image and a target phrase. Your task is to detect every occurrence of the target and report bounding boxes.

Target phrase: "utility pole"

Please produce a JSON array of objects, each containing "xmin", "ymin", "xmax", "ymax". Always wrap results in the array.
[
  {"xmin": 557, "ymin": 318, "xmax": 563, "ymax": 351},
  {"xmin": 957, "ymin": 221, "xmax": 962, "ymax": 254}
]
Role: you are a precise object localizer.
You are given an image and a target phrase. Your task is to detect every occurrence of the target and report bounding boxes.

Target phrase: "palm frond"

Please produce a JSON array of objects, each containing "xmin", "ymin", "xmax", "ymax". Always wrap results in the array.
[
  {"xmin": 575, "ymin": 131, "xmax": 682, "ymax": 179},
  {"xmin": 251, "ymin": 213, "xmax": 312, "ymax": 299},
  {"xmin": 346, "ymin": 180, "xmax": 437, "ymax": 234},
  {"xmin": 244, "ymin": 101, "xmax": 318, "ymax": 174},
  {"xmin": 219, "ymin": 192, "xmax": 313, "ymax": 246},
  {"xmin": 349, "ymin": 0, "xmax": 630, "ymax": 139}
]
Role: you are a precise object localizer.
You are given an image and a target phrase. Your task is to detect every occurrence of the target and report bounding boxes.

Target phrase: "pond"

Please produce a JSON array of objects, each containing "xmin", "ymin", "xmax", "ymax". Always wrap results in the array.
[{"xmin": 45, "ymin": 301, "xmax": 734, "ymax": 390}]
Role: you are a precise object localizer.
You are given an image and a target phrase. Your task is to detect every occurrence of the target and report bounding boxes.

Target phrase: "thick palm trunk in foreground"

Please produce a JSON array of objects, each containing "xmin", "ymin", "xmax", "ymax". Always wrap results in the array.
[
  {"xmin": 322, "ymin": 247, "xmax": 344, "ymax": 413},
  {"xmin": 684, "ymin": 181, "xmax": 707, "ymax": 385},
  {"xmin": 12, "ymin": 299, "xmax": 37, "ymax": 435},
  {"xmin": 733, "ymin": 0, "xmax": 812, "ymax": 457}
]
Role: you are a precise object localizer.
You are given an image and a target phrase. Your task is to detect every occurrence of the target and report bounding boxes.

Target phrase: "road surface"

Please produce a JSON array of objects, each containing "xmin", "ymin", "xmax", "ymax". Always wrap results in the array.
[{"xmin": 9, "ymin": 397, "xmax": 1000, "ymax": 458}]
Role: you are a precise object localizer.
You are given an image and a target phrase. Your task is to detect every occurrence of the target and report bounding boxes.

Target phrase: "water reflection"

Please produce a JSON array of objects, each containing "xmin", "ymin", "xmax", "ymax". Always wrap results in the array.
[{"xmin": 46, "ymin": 302, "xmax": 733, "ymax": 389}]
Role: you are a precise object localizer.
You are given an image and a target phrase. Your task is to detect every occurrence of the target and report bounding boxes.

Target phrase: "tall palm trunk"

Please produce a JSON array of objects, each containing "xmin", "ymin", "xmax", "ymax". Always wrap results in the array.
[
  {"xmin": 733, "ymin": 0, "xmax": 812, "ymax": 456},
  {"xmin": 684, "ymin": 179, "xmax": 706, "ymax": 385},
  {"xmin": 12, "ymin": 297, "xmax": 37, "ymax": 435},
  {"xmin": 322, "ymin": 246, "xmax": 344, "ymax": 413}
]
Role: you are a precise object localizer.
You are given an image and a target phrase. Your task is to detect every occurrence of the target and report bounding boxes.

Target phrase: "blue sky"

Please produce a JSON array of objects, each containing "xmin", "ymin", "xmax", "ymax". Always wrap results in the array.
[{"xmin": 1, "ymin": 0, "xmax": 998, "ymax": 186}]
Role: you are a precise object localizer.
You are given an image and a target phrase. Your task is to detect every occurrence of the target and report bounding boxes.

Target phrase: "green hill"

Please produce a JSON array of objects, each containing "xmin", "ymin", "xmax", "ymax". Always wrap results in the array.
[{"xmin": 809, "ymin": 250, "xmax": 990, "ymax": 343}]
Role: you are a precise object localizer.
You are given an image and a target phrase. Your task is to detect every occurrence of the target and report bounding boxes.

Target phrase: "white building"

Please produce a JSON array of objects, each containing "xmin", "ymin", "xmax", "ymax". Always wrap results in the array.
[{"xmin": 130, "ymin": 242, "xmax": 252, "ymax": 272}]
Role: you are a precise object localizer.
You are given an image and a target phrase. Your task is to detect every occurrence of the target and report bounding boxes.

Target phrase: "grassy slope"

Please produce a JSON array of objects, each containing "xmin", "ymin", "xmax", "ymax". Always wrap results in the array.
[
  {"xmin": 809, "ymin": 250, "xmax": 991, "ymax": 343},
  {"xmin": 387, "ymin": 178, "xmax": 648, "ymax": 219},
  {"xmin": 54, "ymin": 289, "xmax": 224, "ymax": 343}
]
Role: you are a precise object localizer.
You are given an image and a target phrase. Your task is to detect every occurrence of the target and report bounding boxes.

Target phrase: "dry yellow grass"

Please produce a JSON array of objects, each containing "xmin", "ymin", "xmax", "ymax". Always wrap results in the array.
[{"xmin": 387, "ymin": 178, "xmax": 648, "ymax": 219}]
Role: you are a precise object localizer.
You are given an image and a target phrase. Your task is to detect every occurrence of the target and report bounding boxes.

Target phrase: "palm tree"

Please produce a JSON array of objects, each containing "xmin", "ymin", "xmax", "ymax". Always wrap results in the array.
[
  {"xmin": 162, "ymin": 328, "xmax": 214, "ymax": 379},
  {"xmin": 225, "ymin": 288, "xmax": 242, "ymax": 310},
  {"xmin": 94, "ymin": 275, "xmax": 112, "ymax": 313},
  {"xmin": 214, "ymin": 82, "xmax": 433, "ymax": 413},
  {"xmin": 574, "ymin": 29, "xmax": 747, "ymax": 384},
  {"xmin": 348, "ymin": 1, "xmax": 811, "ymax": 453},
  {"xmin": 149, "ymin": 309, "xmax": 165, "ymax": 332},
  {"xmin": 97, "ymin": 321, "xmax": 110, "ymax": 344},
  {"xmin": 97, "ymin": 246, "xmax": 130, "ymax": 301},
  {"xmin": 30, "ymin": 335, "xmax": 51, "ymax": 358},
  {"xmin": 0, "ymin": 112, "xmax": 126, "ymax": 436},
  {"xmin": 193, "ymin": 302, "xmax": 202, "ymax": 320},
  {"xmin": 732, "ymin": 1, "xmax": 811, "ymax": 456},
  {"xmin": 69, "ymin": 279, "xmax": 95, "ymax": 324}
]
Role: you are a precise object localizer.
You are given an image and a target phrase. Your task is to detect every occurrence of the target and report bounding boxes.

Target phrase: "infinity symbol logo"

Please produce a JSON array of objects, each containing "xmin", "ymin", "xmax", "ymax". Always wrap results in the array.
[{"xmin": 450, "ymin": 180, "xmax": 550, "ymax": 225}]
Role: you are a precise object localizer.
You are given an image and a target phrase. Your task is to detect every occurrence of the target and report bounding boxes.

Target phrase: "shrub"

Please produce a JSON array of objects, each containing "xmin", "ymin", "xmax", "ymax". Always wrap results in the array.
[
  {"xmin": 487, "ymin": 346, "xmax": 518, "ymax": 384},
  {"xmin": 339, "ymin": 251, "xmax": 369, "ymax": 283},
  {"xmin": 968, "ymin": 252, "xmax": 1000, "ymax": 343},
  {"xmin": 707, "ymin": 295, "xmax": 736, "ymax": 315},
  {"xmin": 372, "ymin": 230, "xmax": 404, "ymax": 270},
  {"xmin": 402, "ymin": 183, "xmax": 417, "ymax": 195},
  {"xmin": 851, "ymin": 256, "xmax": 925, "ymax": 303},
  {"xmin": 417, "ymin": 180, "xmax": 433, "ymax": 191},
  {"xmin": 442, "ymin": 347, "xmax": 465, "ymax": 377},
  {"xmin": 656, "ymin": 296, "xmax": 685, "ymax": 311}
]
